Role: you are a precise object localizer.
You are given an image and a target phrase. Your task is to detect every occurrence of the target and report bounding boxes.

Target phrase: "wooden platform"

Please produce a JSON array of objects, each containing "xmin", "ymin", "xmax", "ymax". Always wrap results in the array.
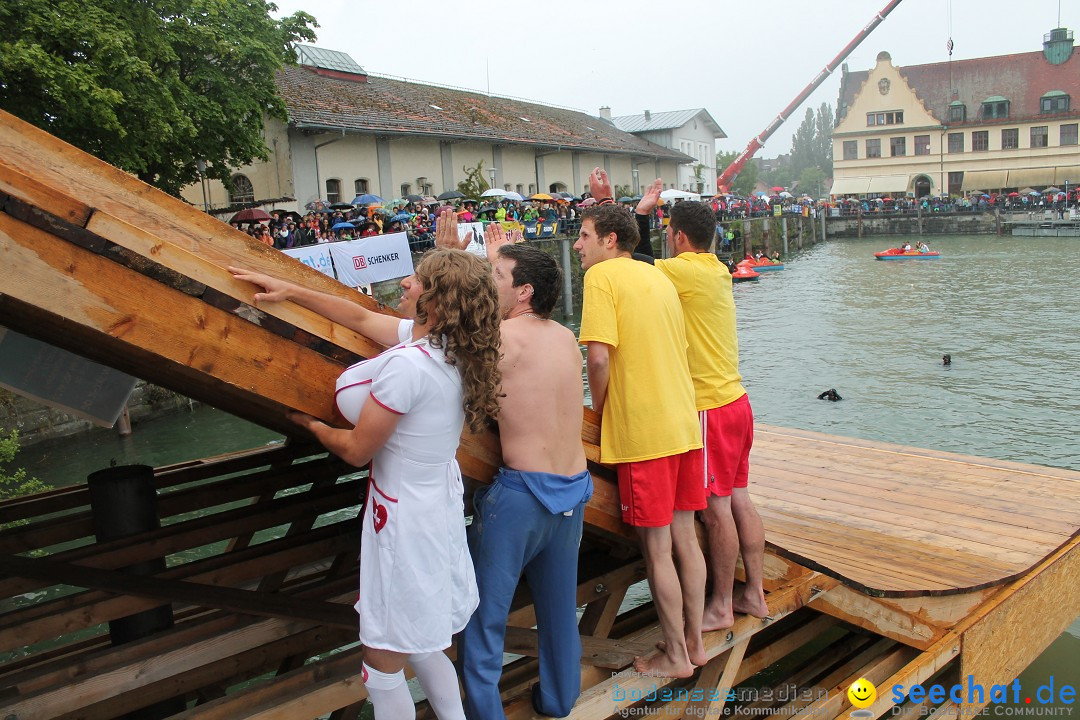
[{"xmin": 751, "ymin": 425, "xmax": 1080, "ymax": 596}]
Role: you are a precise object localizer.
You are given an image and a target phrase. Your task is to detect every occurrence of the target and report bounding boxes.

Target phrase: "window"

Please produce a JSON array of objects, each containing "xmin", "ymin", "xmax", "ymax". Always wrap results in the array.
[
  {"xmin": 1031, "ymin": 126, "xmax": 1048, "ymax": 148},
  {"xmin": 400, "ymin": 183, "xmax": 411, "ymax": 196},
  {"xmin": 354, "ymin": 178, "xmax": 369, "ymax": 194},
  {"xmin": 1061, "ymin": 123, "xmax": 1078, "ymax": 146},
  {"xmin": 948, "ymin": 132, "xmax": 964, "ymax": 153},
  {"xmin": 866, "ymin": 139, "xmax": 881, "ymax": 158},
  {"xmin": 528, "ymin": 183, "xmax": 536, "ymax": 195},
  {"xmin": 867, "ymin": 111, "xmax": 903, "ymax": 126},
  {"xmin": 948, "ymin": 171, "xmax": 964, "ymax": 196},
  {"xmin": 229, "ymin": 174, "xmax": 254, "ymax": 204},
  {"xmin": 516, "ymin": 184, "xmax": 524, "ymax": 194},
  {"xmin": 914, "ymin": 135, "xmax": 930, "ymax": 155},
  {"xmin": 1041, "ymin": 93, "xmax": 1070, "ymax": 113},
  {"xmin": 972, "ymin": 131, "xmax": 989, "ymax": 152},
  {"xmin": 981, "ymin": 100, "xmax": 1009, "ymax": 119},
  {"xmin": 890, "ymin": 137, "xmax": 906, "ymax": 157},
  {"xmin": 948, "ymin": 103, "xmax": 966, "ymax": 122},
  {"xmin": 843, "ymin": 140, "xmax": 858, "ymax": 160},
  {"xmin": 505, "ymin": 184, "xmax": 512, "ymax": 191},
  {"xmin": 1001, "ymin": 129, "xmax": 1019, "ymax": 149},
  {"xmin": 325, "ymin": 178, "xmax": 341, "ymax": 204},
  {"xmin": 421, "ymin": 182, "xmax": 433, "ymax": 195}
]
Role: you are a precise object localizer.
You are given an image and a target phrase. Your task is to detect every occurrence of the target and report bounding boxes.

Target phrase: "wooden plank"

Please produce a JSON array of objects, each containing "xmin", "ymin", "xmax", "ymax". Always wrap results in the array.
[
  {"xmin": 683, "ymin": 638, "xmax": 749, "ymax": 717},
  {"xmin": 502, "ymin": 627, "xmax": 655, "ymax": 669},
  {"xmin": 0, "ymin": 162, "xmax": 92, "ymax": 227},
  {"xmin": 0, "ymin": 553, "xmax": 357, "ymax": 628},
  {"xmin": 960, "ymin": 534, "xmax": 1080, "ymax": 705}
]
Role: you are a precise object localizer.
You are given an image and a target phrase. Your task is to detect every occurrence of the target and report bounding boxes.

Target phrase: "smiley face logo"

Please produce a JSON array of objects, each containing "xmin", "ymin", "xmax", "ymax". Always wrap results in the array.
[{"xmin": 847, "ymin": 678, "xmax": 876, "ymax": 709}]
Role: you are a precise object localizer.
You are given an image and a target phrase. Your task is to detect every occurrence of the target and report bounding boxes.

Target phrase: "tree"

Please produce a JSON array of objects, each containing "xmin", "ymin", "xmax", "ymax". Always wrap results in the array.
[
  {"xmin": 0, "ymin": 0, "xmax": 317, "ymax": 196},
  {"xmin": 0, "ymin": 430, "xmax": 52, "ymax": 529},
  {"xmin": 798, "ymin": 167, "xmax": 827, "ymax": 199},
  {"xmin": 789, "ymin": 102, "xmax": 834, "ymax": 180},
  {"xmin": 716, "ymin": 151, "xmax": 759, "ymax": 196},
  {"xmin": 457, "ymin": 161, "xmax": 490, "ymax": 198}
]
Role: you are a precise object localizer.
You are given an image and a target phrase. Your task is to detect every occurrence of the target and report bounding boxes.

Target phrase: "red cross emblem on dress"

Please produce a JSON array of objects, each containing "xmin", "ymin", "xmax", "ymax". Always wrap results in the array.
[{"xmin": 371, "ymin": 496, "xmax": 388, "ymax": 533}]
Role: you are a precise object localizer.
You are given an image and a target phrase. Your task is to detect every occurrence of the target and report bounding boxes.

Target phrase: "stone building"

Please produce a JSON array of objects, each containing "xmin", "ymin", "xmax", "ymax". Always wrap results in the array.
[
  {"xmin": 610, "ymin": 108, "xmax": 726, "ymax": 196},
  {"xmin": 181, "ymin": 46, "xmax": 691, "ymax": 214},
  {"xmin": 830, "ymin": 28, "xmax": 1079, "ymax": 197}
]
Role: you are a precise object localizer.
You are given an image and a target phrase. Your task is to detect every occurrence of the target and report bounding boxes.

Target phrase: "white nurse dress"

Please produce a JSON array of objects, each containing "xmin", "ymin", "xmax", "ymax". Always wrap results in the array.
[{"xmin": 335, "ymin": 320, "xmax": 479, "ymax": 653}]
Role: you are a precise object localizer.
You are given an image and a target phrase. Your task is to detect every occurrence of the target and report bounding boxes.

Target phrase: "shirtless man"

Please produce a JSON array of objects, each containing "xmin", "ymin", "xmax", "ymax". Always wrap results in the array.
[{"xmin": 436, "ymin": 213, "xmax": 591, "ymax": 718}]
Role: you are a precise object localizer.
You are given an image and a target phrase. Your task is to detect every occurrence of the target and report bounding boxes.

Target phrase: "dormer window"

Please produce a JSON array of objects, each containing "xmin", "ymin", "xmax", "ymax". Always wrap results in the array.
[
  {"xmin": 981, "ymin": 96, "xmax": 1010, "ymax": 119},
  {"xmin": 1040, "ymin": 91, "xmax": 1070, "ymax": 113},
  {"xmin": 948, "ymin": 101, "xmax": 966, "ymax": 122},
  {"xmin": 867, "ymin": 110, "xmax": 903, "ymax": 126}
]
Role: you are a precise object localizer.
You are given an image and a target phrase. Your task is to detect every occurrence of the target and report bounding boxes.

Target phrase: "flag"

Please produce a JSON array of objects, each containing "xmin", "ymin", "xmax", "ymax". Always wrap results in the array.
[{"xmin": 947, "ymin": 37, "xmax": 954, "ymax": 56}]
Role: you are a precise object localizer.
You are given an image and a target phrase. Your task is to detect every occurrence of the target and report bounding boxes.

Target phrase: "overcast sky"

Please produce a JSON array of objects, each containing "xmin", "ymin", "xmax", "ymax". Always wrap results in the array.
[{"xmin": 272, "ymin": 0, "xmax": 1076, "ymax": 159}]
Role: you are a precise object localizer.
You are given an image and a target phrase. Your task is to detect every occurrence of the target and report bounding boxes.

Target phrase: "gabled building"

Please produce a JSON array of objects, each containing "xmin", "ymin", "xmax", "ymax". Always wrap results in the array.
[
  {"xmin": 830, "ymin": 28, "xmax": 1079, "ymax": 197},
  {"xmin": 181, "ymin": 46, "xmax": 691, "ymax": 214},
  {"xmin": 610, "ymin": 109, "xmax": 726, "ymax": 196}
]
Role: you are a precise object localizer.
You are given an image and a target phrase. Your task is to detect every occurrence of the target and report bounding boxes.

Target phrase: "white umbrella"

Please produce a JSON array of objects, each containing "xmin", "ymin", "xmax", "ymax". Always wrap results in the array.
[
  {"xmin": 480, "ymin": 188, "xmax": 507, "ymax": 198},
  {"xmin": 503, "ymin": 191, "xmax": 525, "ymax": 202},
  {"xmin": 659, "ymin": 189, "xmax": 700, "ymax": 201}
]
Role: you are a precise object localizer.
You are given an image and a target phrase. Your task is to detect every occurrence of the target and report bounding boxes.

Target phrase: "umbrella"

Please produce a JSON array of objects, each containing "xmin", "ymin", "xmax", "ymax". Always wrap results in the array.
[
  {"xmin": 352, "ymin": 194, "xmax": 384, "ymax": 205},
  {"xmin": 480, "ymin": 188, "xmax": 508, "ymax": 198},
  {"xmin": 229, "ymin": 208, "xmax": 272, "ymax": 224},
  {"xmin": 778, "ymin": 191, "xmax": 793, "ymax": 199},
  {"xmin": 329, "ymin": 202, "xmax": 355, "ymax": 210},
  {"xmin": 391, "ymin": 213, "xmax": 411, "ymax": 223},
  {"xmin": 529, "ymin": 193, "xmax": 555, "ymax": 201},
  {"xmin": 1044, "ymin": 187, "xmax": 1062, "ymax": 194},
  {"xmin": 503, "ymin": 191, "xmax": 525, "ymax": 202},
  {"xmin": 1028, "ymin": 190, "xmax": 1042, "ymax": 196},
  {"xmin": 1007, "ymin": 192, "xmax": 1020, "ymax": 197},
  {"xmin": 752, "ymin": 190, "xmax": 767, "ymax": 197},
  {"xmin": 770, "ymin": 186, "xmax": 785, "ymax": 193},
  {"xmin": 578, "ymin": 197, "xmax": 597, "ymax": 207},
  {"xmin": 437, "ymin": 190, "xmax": 466, "ymax": 200},
  {"xmin": 405, "ymin": 194, "xmax": 424, "ymax": 202},
  {"xmin": 617, "ymin": 196, "xmax": 634, "ymax": 203},
  {"xmin": 331, "ymin": 222, "xmax": 355, "ymax": 230}
]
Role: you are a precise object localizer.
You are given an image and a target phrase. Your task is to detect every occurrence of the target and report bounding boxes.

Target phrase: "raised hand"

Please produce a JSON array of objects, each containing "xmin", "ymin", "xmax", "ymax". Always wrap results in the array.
[
  {"xmin": 435, "ymin": 207, "xmax": 472, "ymax": 250},
  {"xmin": 484, "ymin": 221, "xmax": 509, "ymax": 262},
  {"xmin": 589, "ymin": 167, "xmax": 613, "ymax": 201},
  {"xmin": 636, "ymin": 178, "xmax": 663, "ymax": 215}
]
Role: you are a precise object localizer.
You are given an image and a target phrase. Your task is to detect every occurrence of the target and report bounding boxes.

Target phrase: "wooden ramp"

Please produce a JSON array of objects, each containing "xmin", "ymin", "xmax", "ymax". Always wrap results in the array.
[{"xmin": 1, "ymin": 108, "xmax": 1079, "ymax": 719}]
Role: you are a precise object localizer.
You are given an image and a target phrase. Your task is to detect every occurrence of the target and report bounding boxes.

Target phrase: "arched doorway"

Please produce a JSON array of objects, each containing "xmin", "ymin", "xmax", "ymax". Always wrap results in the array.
[
  {"xmin": 913, "ymin": 175, "xmax": 932, "ymax": 198},
  {"xmin": 549, "ymin": 182, "xmax": 567, "ymax": 194}
]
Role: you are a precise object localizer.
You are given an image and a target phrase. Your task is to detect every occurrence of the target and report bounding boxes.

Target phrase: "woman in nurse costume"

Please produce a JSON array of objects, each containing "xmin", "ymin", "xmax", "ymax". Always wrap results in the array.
[{"xmin": 230, "ymin": 250, "xmax": 502, "ymax": 720}]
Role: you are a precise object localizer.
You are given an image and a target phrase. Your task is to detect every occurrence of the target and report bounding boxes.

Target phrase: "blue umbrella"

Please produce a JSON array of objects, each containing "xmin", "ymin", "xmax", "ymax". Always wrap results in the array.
[
  {"xmin": 331, "ymin": 221, "xmax": 355, "ymax": 230},
  {"xmin": 391, "ymin": 213, "xmax": 411, "ymax": 223},
  {"xmin": 352, "ymin": 194, "xmax": 384, "ymax": 205}
]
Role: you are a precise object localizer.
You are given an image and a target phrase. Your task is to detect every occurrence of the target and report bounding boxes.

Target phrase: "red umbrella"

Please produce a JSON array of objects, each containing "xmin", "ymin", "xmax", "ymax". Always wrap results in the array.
[
  {"xmin": 1006, "ymin": 192, "xmax": 1020, "ymax": 197},
  {"xmin": 770, "ymin": 186, "xmax": 785, "ymax": 193},
  {"xmin": 229, "ymin": 208, "xmax": 272, "ymax": 224}
]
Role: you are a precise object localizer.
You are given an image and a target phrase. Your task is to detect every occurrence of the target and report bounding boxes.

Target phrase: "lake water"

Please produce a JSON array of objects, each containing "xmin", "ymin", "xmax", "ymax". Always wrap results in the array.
[{"xmin": 13, "ymin": 232, "xmax": 1078, "ymax": 703}]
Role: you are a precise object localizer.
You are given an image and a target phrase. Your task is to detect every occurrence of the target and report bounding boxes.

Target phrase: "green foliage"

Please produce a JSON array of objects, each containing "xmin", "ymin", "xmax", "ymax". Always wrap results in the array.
[
  {"xmin": 0, "ymin": 430, "xmax": 52, "ymax": 528},
  {"xmin": 716, "ymin": 151, "xmax": 759, "ymax": 196},
  {"xmin": 457, "ymin": 161, "xmax": 490, "ymax": 198},
  {"xmin": 789, "ymin": 102, "xmax": 834, "ymax": 181},
  {"xmin": 799, "ymin": 167, "xmax": 827, "ymax": 198},
  {"xmin": 0, "ymin": 0, "xmax": 318, "ymax": 196}
]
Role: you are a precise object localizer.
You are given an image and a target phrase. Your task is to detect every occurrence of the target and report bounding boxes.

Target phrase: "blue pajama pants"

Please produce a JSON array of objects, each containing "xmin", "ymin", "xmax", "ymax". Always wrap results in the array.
[{"xmin": 462, "ymin": 479, "xmax": 585, "ymax": 719}]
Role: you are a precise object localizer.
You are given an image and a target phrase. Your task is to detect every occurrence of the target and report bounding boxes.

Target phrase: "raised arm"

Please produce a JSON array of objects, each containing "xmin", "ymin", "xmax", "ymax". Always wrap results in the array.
[{"xmin": 229, "ymin": 266, "xmax": 401, "ymax": 347}]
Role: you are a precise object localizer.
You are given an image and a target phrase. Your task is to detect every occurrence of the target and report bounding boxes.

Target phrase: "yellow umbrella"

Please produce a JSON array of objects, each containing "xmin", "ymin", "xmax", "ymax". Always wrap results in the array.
[{"xmin": 529, "ymin": 193, "xmax": 555, "ymax": 201}]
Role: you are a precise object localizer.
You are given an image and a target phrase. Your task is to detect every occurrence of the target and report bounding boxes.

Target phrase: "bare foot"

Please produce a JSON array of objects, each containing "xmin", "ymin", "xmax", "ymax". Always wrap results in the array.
[
  {"xmin": 633, "ymin": 650, "xmax": 696, "ymax": 678},
  {"xmin": 686, "ymin": 632, "xmax": 708, "ymax": 667},
  {"xmin": 733, "ymin": 586, "xmax": 769, "ymax": 619},
  {"xmin": 701, "ymin": 602, "xmax": 734, "ymax": 632}
]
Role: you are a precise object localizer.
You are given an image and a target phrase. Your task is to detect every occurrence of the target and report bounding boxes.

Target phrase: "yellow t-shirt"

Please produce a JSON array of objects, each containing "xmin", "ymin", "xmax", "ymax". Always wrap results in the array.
[
  {"xmin": 655, "ymin": 252, "xmax": 747, "ymax": 411},
  {"xmin": 579, "ymin": 257, "xmax": 702, "ymax": 463}
]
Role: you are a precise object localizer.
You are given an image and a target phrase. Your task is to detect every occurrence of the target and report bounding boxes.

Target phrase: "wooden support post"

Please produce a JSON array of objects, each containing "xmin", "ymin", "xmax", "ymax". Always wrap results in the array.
[
  {"xmin": 918, "ymin": 202, "xmax": 924, "ymax": 235},
  {"xmin": 560, "ymin": 235, "xmax": 574, "ymax": 318},
  {"xmin": 820, "ymin": 206, "xmax": 826, "ymax": 241},
  {"xmin": 782, "ymin": 217, "xmax": 788, "ymax": 255},
  {"xmin": 116, "ymin": 405, "xmax": 132, "ymax": 436},
  {"xmin": 87, "ymin": 464, "xmax": 186, "ymax": 719},
  {"xmin": 681, "ymin": 638, "xmax": 750, "ymax": 718}
]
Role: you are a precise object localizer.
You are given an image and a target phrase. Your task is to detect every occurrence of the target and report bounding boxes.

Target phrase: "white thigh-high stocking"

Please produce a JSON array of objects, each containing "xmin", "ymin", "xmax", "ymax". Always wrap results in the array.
[
  {"xmin": 362, "ymin": 663, "xmax": 414, "ymax": 720},
  {"xmin": 409, "ymin": 651, "xmax": 466, "ymax": 720}
]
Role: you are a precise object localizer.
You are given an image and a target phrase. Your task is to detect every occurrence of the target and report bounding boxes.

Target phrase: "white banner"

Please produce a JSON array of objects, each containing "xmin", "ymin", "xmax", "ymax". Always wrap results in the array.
[
  {"xmin": 459, "ymin": 222, "xmax": 487, "ymax": 259},
  {"xmin": 282, "ymin": 244, "xmax": 335, "ymax": 277},
  {"xmin": 329, "ymin": 232, "xmax": 414, "ymax": 286}
]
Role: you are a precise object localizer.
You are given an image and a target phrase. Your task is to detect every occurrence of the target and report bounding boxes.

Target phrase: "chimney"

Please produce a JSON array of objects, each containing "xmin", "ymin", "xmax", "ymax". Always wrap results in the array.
[
  {"xmin": 644, "ymin": 110, "xmax": 652, "ymax": 122},
  {"xmin": 599, "ymin": 106, "xmax": 611, "ymax": 121}
]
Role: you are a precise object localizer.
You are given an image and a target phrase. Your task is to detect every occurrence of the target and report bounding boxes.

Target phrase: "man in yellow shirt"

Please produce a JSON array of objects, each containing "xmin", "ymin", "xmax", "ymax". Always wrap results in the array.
[
  {"xmin": 575, "ymin": 171, "xmax": 706, "ymax": 678},
  {"xmin": 635, "ymin": 180, "xmax": 768, "ymax": 631}
]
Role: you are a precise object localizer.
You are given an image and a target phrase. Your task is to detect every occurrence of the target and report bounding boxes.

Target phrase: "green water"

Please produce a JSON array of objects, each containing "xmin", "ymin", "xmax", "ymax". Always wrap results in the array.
[{"xmin": 13, "ymin": 232, "xmax": 1078, "ymax": 699}]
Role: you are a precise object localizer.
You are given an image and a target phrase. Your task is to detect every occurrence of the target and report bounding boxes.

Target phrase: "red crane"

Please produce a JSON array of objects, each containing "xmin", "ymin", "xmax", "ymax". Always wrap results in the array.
[{"xmin": 716, "ymin": 0, "xmax": 905, "ymax": 193}]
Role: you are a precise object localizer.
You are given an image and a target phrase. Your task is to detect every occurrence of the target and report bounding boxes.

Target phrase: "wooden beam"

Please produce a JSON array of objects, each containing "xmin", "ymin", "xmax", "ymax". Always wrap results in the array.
[{"xmin": 0, "ymin": 554, "xmax": 357, "ymax": 628}]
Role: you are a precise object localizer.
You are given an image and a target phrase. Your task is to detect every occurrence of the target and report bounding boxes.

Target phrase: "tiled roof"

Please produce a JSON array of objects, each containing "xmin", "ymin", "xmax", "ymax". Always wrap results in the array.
[
  {"xmin": 839, "ymin": 47, "xmax": 1080, "ymax": 125},
  {"xmin": 275, "ymin": 65, "xmax": 692, "ymax": 162},
  {"xmin": 611, "ymin": 109, "xmax": 726, "ymax": 137}
]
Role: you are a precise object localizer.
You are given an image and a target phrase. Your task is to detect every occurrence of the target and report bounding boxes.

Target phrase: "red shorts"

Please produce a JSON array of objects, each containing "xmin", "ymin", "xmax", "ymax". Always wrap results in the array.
[
  {"xmin": 616, "ymin": 448, "xmax": 706, "ymax": 527},
  {"xmin": 703, "ymin": 394, "xmax": 754, "ymax": 498}
]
